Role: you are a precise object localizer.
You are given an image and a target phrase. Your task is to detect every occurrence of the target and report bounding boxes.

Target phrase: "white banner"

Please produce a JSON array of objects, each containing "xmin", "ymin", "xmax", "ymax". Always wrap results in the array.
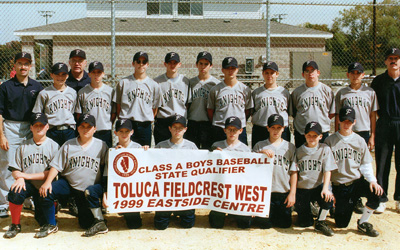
[{"xmin": 107, "ymin": 148, "xmax": 273, "ymax": 217}]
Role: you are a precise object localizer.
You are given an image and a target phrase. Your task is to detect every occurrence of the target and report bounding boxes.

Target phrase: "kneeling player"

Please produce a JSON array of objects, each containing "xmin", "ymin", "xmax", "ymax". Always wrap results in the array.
[
  {"xmin": 38, "ymin": 114, "xmax": 108, "ymax": 237},
  {"xmin": 325, "ymin": 107, "xmax": 383, "ymax": 237}
]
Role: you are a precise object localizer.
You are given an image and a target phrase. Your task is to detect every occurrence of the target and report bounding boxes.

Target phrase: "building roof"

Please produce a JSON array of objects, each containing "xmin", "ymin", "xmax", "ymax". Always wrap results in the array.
[{"xmin": 14, "ymin": 17, "xmax": 332, "ymax": 39}]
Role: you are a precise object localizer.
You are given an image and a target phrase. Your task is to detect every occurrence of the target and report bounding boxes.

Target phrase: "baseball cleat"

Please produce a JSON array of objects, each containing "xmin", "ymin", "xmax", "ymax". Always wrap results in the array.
[
  {"xmin": 314, "ymin": 220, "xmax": 334, "ymax": 236},
  {"xmin": 0, "ymin": 208, "xmax": 9, "ymax": 218},
  {"xmin": 34, "ymin": 224, "xmax": 58, "ymax": 238},
  {"xmin": 353, "ymin": 198, "xmax": 365, "ymax": 214},
  {"xmin": 82, "ymin": 220, "xmax": 108, "ymax": 237},
  {"xmin": 3, "ymin": 224, "xmax": 21, "ymax": 239},
  {"xmin": 357, "ymin": 220, "xmax": 379, "ymax": 237}
]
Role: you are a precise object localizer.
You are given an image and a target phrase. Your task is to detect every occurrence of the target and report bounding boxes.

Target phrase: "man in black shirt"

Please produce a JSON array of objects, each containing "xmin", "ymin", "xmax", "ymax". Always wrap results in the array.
[{"xmin": 66, "ymin": 49, "xmax": 91, "ymax": 93}]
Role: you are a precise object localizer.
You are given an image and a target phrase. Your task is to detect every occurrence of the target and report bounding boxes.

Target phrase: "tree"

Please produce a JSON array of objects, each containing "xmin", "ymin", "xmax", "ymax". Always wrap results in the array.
[{"xmin": 0, "ymin": 41, "xmax": 22, "ymax": 79}]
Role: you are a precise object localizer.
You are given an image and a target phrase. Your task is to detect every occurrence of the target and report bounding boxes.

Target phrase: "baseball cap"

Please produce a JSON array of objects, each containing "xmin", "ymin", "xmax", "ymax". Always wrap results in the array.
[
  {"xmin": 196, "ymin": 51, "xmax": 212, "ymax": 64},
  {"xmin": 69, "ymin": 49, "xmax": 86, "ymax": 59},
  {"xmin": 267, "ymin": 114, "xmax": 284, "ymax": 127},
  {"xmin": 339, "ymin": 106, "xmax": 356, "ymax": 122},
  {"xmin": 304, "ymin": 121, "xmax": 322, "ymax": 135},
  {"xmin": 14, "ymin": 52, "xmax": 32, "ymax": 63},
  {"xmin": 302, "ymin": 60, "xmax": 319, "ymax": 72},
  {"xmin": 115, "ymin": 119, "xmax": 133, "ymax": 132},
  {"xmin": 347, "ymin": 62, "xmax": 364, "ymax": 73},
  {"xmin": 165, "ymin": 52, "xmax": 180, "ymax": 63},
  {"xmin": 51, "ymin": 62, "xmax": 68, "ymax": 74},
  {"xmin": 88, "ymin": 61, "xmax": 104, "ymax": 73},
  {"xmin": 384, "ymin": 48, "xmax": 400, "ymax": 59},
  {"xmin": 222, "ymin": 57, "xmax": 238, "ymax": 69},
  {"xmin": 263, "ymin": 61, "xmax": 279, "ymax": 72},
  {"xmin": 225, "ymin": 116, "xmax": 242, "ymax": 129},
  {"xmin": 170, "ymin": 115, "xmax": 187, "ymax": 127},
  {"xmin": 133, "ymin": 51, "xmax": 149, "ymax": 63},
  {"xmin": 30, "ymin": 112, "xmax": 48, "ymax": 126},
  {"xmin": 77, "ymin": 113, "xmax": 96, "ymax": 127}
]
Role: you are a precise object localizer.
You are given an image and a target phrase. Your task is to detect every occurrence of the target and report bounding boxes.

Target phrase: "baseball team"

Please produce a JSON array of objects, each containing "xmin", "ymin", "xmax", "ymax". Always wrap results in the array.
[{"xmin": 0, "ymin": 47, "xmax": 399, "ymax": 238}]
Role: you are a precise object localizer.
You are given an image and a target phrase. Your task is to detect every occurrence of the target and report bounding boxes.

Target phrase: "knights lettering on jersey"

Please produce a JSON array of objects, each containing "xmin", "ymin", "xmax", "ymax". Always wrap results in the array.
[
  {"xmin": 217, "ymin": 94, "xmax": 245, "ymax": 108},
  {"xmin": 297, "ymin": 159, "xmax": 322, "ymax": 172},
  {"xmin": 127, "ymin": 87, "xmax": 151, "ymax": 104},
  {"xmin": 67, "ymin": 156, "xmax": 99, "ymax": 173},
  {"xmin": 22, "ymin": 153, "xmax": 50, "ymax": 171},
  {"xmin": 192, "ymin": 87, "xmax": 209, "ymax": 100},
  {"xmin": 301, "ymin": 96, "xmax": 326, "ymax": 110},
  {"xmin": 332, "ymin": 147, "xmax": 362, "ymax": 164},
  {"xmin": 273, "ymin": 154, "xmax": 291, "ymax": 171},
  {"xmin": 47, "ymin": 99, "xmax": 74, "ymax": 114},
  {"xmin": 343, "ymin": 96, "xmax": 370, "ymax": 108},
  {"xmin": 162, "ymin": 88, "xmax": 185, "ymax": 104},
  {"xmin": 258, "ymin": 96, "xmax": 285, "ymax": 111},
  {"xmin": 85, "ymin": 97, "xmax": 111, "ymax": 112}
]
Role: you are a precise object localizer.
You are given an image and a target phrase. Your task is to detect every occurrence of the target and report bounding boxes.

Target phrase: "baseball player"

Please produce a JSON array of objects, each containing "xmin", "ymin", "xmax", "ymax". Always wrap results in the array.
[
  {"xmin": 290, "ymin": 60, "xmax": 335, "ymax": 148},
  {"xmin": 154, "ymin": 115, "xmax": 197, "ymax": 230},
  {"xmin": 209, "ymin": 116, "xmax": 252, "ymax": 229},
  {"xmin": 0, "ymin": 52, "xmax": 43, "ymax": 218},
  {"xmin": 66, "ymin": 49, "xmax": 91, "ymax": 93},
  {"xmin": 154, "ymin": 52, "xmax": 190, "ymax": 145},
  {"xmin": 116, "ymin": 51, "xmax": 160, "ymax": 146},
  {"xmin": 186, "ymin": 51, "xmax": 220, "ymax": 149},
  {"xmin": 252, "ymin": 114, "xmax": 297, "ymax": 228},
  {"xmin": 3, "ymin": 113, "xmax": 59, "ymax": 238},
  {"xmin": 371, "ymin": 48, "xmax": 400, "ymax": 213},
  {"xmin": 251, "ymin": 61, "xmax": 290, "ymax": 147},
  {"xmin": 32, "ymin": 62, "xmax": 77, "ymax": 147},
  {"xmin": 38, "ymin": 114, "xmax": 109, "ymax": 238},
  {"xmin": 325, "ymin": 106, "xmax": 383, "ymax": 237},
  {"xmin": 207, "ymin": 57, "xmax": 253, "ymax": 145},
  {"xmin": 295, "ymin": 121, "xmax": 336, "ymax": 236},
  {"xmin": 76, "ymin": 61, "xmax": 116, "ymax": 148}
]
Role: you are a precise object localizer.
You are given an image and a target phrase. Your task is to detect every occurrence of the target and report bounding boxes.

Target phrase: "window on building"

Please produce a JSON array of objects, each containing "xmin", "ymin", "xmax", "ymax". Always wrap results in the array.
[
  {"xmin": 147, "ymin": 1, "xmax": 173, "ymax": 15},
  {"xmin": 178, "ymin": 0, "xmax": 203, "ymax": 16}
]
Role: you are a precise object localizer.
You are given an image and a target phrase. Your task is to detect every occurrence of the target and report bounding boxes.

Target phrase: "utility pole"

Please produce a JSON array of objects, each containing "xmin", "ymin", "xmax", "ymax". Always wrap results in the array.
[
  {"xmin": 38, "ymin": 11, "xmax": 55, "ymax": 25},
  {"xmin": 372, "ymin": 0, "xmax": 377, "ymax": 76},
  {"xmin": 273, "ymin": 13, "xmax": 287, "ymax": 23}
]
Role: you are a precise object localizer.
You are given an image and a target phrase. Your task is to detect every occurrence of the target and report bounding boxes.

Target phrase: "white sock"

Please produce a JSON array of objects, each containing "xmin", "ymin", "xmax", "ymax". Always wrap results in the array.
[
  {"xmin": 318, "ymin": 209, "xmax": 329, "ymax": 221},
  {"xmin": 359, "ymin": 207, "xmax": 374, "ymax": 224}
]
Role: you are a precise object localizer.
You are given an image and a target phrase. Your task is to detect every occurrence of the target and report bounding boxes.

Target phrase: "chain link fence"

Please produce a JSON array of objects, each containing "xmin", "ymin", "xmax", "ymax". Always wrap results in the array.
[{"xmin": 1, "ymin": 0, "xmax": 400, "ymax": 88}]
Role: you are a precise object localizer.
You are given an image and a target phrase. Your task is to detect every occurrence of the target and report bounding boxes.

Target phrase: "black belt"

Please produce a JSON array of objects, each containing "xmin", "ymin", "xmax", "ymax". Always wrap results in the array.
[{"xmin": 51, "ymin": 125, "xmax": 70, "ymax": 131}]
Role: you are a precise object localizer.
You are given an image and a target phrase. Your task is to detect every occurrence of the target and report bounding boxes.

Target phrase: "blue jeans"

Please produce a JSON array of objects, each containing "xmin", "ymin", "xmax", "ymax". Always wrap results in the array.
[
  {"xmin": 94, "ymin": 130, "xmax": 112, "ymax": 148},
  {"xmin": 130, "ymin": 121, "xmax": 152, "ymax": 146},
  {"xmin": 47, "ymin": 127, "xmax": 75, "ymax": 146}
]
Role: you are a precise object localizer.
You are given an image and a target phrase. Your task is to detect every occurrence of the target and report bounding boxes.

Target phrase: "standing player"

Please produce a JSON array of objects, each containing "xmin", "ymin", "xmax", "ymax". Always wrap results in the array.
[
  {"xmin": 154, "ymin": 115, "xmax": 197, "ymax": 230},
  {"xmin": 295, "ymin": 121, "xmax": 336, "ymax": 236},
  {"xmin": 32, "ymin": 63, "xmax": 77, "ymax": 147},
  {"xmin": 290, "ymin": 61, "xmax": 335, "ymax": 148},
  {"xmin": 38, "ymin": 114, "xmax": 108, "ymax": 237},
  {"xmin": 154, "ymin": 52, "xmax": 190, "ymax": 144},
  {"xmin": 76, "ymin": 61, "xmax": 116, "ymax": 148},
  {"xmin": 3, "ymin": 113, "xmax": 59, "ymax": 238},
  {"xmin": 253, "ymin": 114, "xmax": 297, "ymax": 228},
  {"xmin": 251, "ymin": 61, "xmax": 290, "ymax": 147},
  {"xmin": 207, "ymin": 57, "xmax": 253, "ymax": 145},
  {"xmin": 186, "ymin": 51, "xmax": 220, "ymax": 149},
  {"xmin": 66, "ymin": 49, "xmax": 91, "ymax": 93},
  {"xmin": 0, "ymin": 52, "xmax": 43, "ymax": 217},
  {"xmin": 325, "ymin": 107, "xmax": 383, "ymax": 237},
  {"xmin": 116, "ymin": 51, "xmax": 160, "ymax": 146},
  {"xmin": 371, "ymin": 48, "xmax": 400, "ymax": 213}
]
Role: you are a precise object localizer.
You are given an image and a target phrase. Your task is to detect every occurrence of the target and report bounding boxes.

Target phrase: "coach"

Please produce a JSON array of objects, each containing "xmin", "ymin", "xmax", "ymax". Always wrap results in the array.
[
  {"xmin": 0, "ymin": 52, "xmax": 43, "ymax": 217},
  {"xmin": 67, "ymin": 49, "xmax": 91, "ymax": 93}
]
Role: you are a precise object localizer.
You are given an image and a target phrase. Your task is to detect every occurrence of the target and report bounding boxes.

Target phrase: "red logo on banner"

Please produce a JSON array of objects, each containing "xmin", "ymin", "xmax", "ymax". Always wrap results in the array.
[{"xmin": 113, "ymin": 152, "xmax": 138, "ymax": 177}]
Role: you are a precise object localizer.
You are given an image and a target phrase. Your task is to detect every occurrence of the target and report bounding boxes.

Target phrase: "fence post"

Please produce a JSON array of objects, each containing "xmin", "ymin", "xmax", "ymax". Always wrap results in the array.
[
  {"xmin": 266, "ymin": 0, "xmax": 271, "ymax": 62},
  {"xmin": 111, "ymin": 0, "xmax": 116, "ymax": 86}
]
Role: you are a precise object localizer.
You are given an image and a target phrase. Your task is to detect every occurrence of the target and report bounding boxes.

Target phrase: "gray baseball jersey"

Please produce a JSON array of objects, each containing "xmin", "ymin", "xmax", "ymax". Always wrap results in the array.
[
  {"xmin": 33, "ymin": 85, "xmax": 77, "ymax": 128},
  {"xmin": 51, "ymin": 137, "xmax": 108, "ymax": 191},
  {"xmin": 335, "ymin": 85, "xmax": 378, "ymax": 132},
  {"xmin": 104, "ymin": 140, "xmax": 142, "ymax": 177},
  {"xmin": 75, "ymin": 84, "xmax": 116, "ymax": 131},
  {"xmin": 252, "ymin": 85, "xmax": 290, "ymax": 127},
  {"xmin": 290, "ymin": 82, "xmax": 335, "ymax": 134},
  {"xmin": 155, "ymin": 139, "xmax": 198, "ymax": 150},
  {"xmin": 207, "ymin": 81, "xmax": 253, "ymax": 128},
  {"xmin": 10, "ymin": 137, "xmax": 59, "ymax": 189},
  {"xmin": 187, "ymin": 76, "xmax": 220, "ymax": 121},
  {"xmin": 253, "ymin": 139, "xmax": 297, "ymax": 193},
  {"xmin": 154, "ymin": 73, "xmax": 190, "ymax": 119},
  {"xmin": 212, "ymin": 140, "xmax": 250, "ymax": 152},
  {"xmin": 116, "ymin": 75, "xmax": 161, "ymax": 122},
  {"xmin": 296, "ymin": 143, "xmax": 337, "ymax": 189},
  {"xmin": 324, "ymin": 132, "xmax": 372, "ymax": 185}
]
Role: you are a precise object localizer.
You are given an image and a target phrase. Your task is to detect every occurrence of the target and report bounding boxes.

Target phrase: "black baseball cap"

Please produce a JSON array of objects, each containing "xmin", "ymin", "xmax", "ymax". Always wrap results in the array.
[
  {"xmin": 30, "ymin": 112, "xmax": 48, "ymax": 126},
  {"xmin": 347, "ymin": 62, "xmax": 364, "ymax": 73},
  {"xmin": 302, "ymin": 60, "xmax": 319, "ymax": 72},
  {"xmin": 196, "ymin": 51, "xmax": 212, "ymax": 64},
  {"xmin": 263, "ymin": 61, "xmax": 279, "ymax": 72},
  {"xmin": 385, "ymin": 48, "xmax": 400, "ymax": 59},
  {"xmin": 165, "ymin": 52, "xmax": 180, "ymax": 63},
  {"xmin": 14, "ymin": 52, "xmax": 32, "ymax": 63},
  {"xmin": 69, "ymin": 49, "xmax": 86, "ymax": 59},
  {"xmin": 170, "ymin": 115, "xmax": 186, "ymax": 127},
  {"xmin": 115, "ymin": 119, "xmax": 133, "ymax": 132},
  {"xmin": 77, "ymin": 113, "xmax": 96, "ymax": 127},
  {"xmin": 339, "ymin": 106, "xmax": 356, "ymax": 123},
  {"xmin": 225, "ymin": 116, "xmax": 242, "ymax": 129},
  {"xmin": 133, "ymin": 51, "xmax": 149, "ymax": 63},
  {"xmin": 51, "ymin": 62, "xmax": 68, "ymax": 74},
  {"xmin": 88, "ymin": 61, "xmax": 104, "ymax": 73},
  {"xmin": 222, "ymin": 57, "xmax": 238, "ymax": 69},
  {"xmin": 267, "ymin": 114, "xmax": 284, "ymax": 127},
  {"xmin": 304, "ymin": 121, "xmax": 322, "ymax": 135}
]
